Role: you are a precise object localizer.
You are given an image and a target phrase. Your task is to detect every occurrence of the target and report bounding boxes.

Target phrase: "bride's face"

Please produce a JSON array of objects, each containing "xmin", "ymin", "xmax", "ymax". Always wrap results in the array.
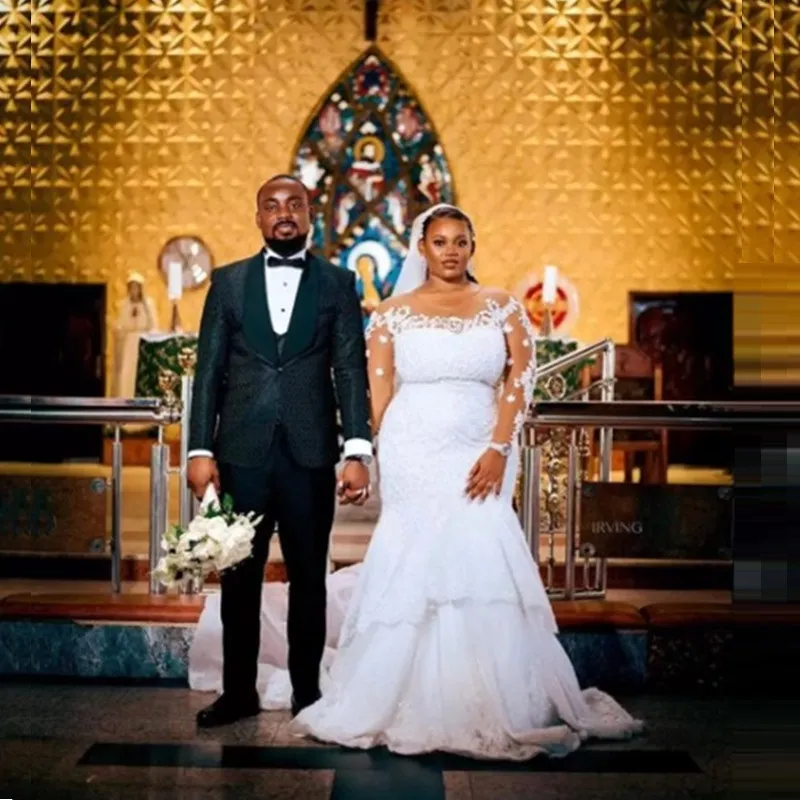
[{"xmin": 419, "ymin": 218, "xmax": 474, "ymax": 283}]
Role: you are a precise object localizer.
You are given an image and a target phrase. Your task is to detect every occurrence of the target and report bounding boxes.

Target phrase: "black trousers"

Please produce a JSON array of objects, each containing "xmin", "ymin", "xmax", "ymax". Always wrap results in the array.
[{"xmin": 218, "ymin": 429, "xmax": 336, "ymax": 704}]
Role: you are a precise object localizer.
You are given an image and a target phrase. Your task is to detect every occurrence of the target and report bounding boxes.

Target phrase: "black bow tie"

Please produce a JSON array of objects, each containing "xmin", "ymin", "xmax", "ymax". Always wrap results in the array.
[{"xmin": 266, "ymin": 255, "xmax": 306, "ymax": 269}]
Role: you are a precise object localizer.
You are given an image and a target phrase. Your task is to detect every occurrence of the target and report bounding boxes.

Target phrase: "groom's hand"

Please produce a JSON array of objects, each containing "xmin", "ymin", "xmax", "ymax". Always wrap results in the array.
[
  {"xmin": 187, "ymin": 456, "xmax": 220, "ymax": 500},
  {"xmin": 338, "ymin": 460, "xmax": 370, "ymax": 506}
]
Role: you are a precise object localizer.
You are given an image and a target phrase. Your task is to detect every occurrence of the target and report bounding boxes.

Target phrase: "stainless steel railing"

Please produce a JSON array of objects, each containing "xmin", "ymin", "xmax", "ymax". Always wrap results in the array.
[
  {"xmin": 519, "ymin": 338, "xmax": 616, "ymax": 593},
  {"xmin": 0, "ymin": 395, "xmax": 177, "ymax": 424},
  {"xmin": 0, "ymin": 395, "xmax": 180, "ymax": 594},
  {"xmin": 520, "ymin": 399, "xmax": 800, "ymax": 599},
  {"xmin": 178, "ymin": 376, "xmax": 196, "ymax": 532},
  {"xmin": 529, "ymin": 400, "xmax": 800, "ymax": 430},
  {"xmin": 534, "ymin": 338, "xmax": 616, "ymax": 476}
]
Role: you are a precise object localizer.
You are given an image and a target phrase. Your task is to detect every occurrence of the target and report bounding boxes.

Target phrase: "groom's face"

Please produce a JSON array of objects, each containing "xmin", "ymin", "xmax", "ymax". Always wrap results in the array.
[{"xmin": 256, "ymin": 177, "xmax": 312, "ymax": 241}]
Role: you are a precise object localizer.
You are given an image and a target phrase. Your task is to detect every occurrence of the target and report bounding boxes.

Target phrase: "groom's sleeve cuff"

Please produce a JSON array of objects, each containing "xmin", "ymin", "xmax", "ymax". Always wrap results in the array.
[
  {"xmin": 188, "ymin": 449, "xmax": 214, "ymax": 459},
  {"xmin": 189, "ymin": 442, "xmax": 373, "ymax": 459},
  {"xmin": 343, "ymin": 438, "xmax": 373, "ymax": 458}
]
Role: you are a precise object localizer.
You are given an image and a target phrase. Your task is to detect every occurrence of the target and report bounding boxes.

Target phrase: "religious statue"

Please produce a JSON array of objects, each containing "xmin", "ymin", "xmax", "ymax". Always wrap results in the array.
[{"xmin": 112, "ymin": 272, "xmax": 158, "ymax": 397}]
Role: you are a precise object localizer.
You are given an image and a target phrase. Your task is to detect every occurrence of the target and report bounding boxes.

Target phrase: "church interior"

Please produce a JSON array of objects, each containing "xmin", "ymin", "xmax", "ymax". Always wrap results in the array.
[{"xmin": 1, "ymin": 1, "xmax": 798, "ymax": 797}]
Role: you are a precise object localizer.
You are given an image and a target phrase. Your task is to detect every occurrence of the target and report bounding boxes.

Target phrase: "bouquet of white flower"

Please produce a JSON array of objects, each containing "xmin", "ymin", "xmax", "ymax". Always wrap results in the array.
[{"xmin": 152, "ymin": 486, "xmax": 262, "ymax": 590}]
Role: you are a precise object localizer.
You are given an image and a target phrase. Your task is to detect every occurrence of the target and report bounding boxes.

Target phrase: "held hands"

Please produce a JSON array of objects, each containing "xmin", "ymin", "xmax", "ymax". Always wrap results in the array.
[
  {"xmin": 466, "ymin": 448, "xmax": 507, "ymax": 502},
  {"xmin": 338, "ymin": 459, "xmax": 370, "ymax": 506},
  {"xmin": 187, "ymin": 456, "xmax": 221, "ymax": 500}
]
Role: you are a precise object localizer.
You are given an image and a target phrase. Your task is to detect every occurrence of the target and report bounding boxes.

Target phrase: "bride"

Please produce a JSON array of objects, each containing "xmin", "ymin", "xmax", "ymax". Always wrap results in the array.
[{"xmin": 190, "ymin": 204, "xmax": 643, "ymax": 760}]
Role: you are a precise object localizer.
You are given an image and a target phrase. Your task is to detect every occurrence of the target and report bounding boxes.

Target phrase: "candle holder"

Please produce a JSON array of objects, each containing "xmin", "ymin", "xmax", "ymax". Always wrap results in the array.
[
  {"xmin": 177, "ymin": 346, "xmax": 197, "ymax": 377},
  {"xmin": 157, "ymin": 369, "xmax": 181, "ymax": 409},
  {"xmin": 539, "ymin": 264, "xmax": 558, "ymax": 339},
  {"xmin": 539, "ymin": 304, "xmax": 553, "ymax": 338},
  {"xmin": 170, "ymin": 301, "xmax": 182, "ymax": 333}
]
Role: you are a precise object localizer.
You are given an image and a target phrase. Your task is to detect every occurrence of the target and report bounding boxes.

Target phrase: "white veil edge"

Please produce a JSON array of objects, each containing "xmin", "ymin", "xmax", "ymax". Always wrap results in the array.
[{"xmin": 390, "ymin": 203, "xmax": 475, "ymax": 298}]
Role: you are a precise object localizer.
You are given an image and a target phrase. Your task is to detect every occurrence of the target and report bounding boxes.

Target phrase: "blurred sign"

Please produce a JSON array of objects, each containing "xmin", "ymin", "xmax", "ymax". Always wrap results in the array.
[
  {"xmin": 0, "ymin": 476, "xmax": 108, "ymax": 555},
  {"xmin": 579, "ymin": 483, "xmax": 732, "ymax": 560}
]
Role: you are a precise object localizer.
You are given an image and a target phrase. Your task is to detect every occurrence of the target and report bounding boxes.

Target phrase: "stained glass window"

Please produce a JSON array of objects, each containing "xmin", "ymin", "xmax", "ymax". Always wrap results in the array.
[{"xmin": 291, "ymin": 48, "xmax": 456, "ymax": 317}]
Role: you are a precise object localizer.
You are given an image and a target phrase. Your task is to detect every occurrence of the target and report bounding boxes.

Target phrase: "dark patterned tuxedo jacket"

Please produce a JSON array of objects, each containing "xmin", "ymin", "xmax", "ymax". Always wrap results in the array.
[{"xmin": 189, "ymin": 251, "xmax": 371, "ymax": 469}]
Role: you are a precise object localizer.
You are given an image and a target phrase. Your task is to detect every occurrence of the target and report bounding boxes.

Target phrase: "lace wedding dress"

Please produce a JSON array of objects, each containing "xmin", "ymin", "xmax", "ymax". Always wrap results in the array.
[{"xmin": 189, "ymin": 293, "xmax": 643, "ymax": 759}]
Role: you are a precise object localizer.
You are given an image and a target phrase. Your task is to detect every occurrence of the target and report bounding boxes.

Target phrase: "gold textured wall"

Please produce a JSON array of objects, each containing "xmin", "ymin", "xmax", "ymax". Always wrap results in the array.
[{"xmin": 6, "ymin": 1, "xmax": 798, "ymax": 390}]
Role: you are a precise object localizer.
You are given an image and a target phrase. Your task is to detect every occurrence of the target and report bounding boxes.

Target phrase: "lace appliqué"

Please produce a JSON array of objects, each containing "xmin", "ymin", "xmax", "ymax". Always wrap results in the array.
[
  {"xmin": 365, "ymin": 296, "xmax": 537, "ymax": 445},
  {"xmin": 507, "ymin": 304, "xmax": 538, "ymax": 441},
  {"xmin": 366, "ymin": 297, "xmax": 520, "ymax": 338}
]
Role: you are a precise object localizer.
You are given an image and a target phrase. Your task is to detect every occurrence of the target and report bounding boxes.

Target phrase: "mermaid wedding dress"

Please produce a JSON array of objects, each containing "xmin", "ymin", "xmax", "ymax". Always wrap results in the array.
[{"xmin": 190, "ymin": 293, "xmax": 643, "ymax": 760}]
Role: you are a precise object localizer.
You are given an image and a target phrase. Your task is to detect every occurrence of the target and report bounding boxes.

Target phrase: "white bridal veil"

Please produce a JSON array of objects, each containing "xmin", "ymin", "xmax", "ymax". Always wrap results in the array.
[{"xmin": 390, "ymin": 203, "xmax": 476, "ymax": 297}]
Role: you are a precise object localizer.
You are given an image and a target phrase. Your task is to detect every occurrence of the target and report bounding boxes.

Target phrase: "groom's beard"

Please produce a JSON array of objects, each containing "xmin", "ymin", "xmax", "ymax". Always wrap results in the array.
[{"xmin": 265, "ymin": 234, "xmax": 308, "ymax": 257}]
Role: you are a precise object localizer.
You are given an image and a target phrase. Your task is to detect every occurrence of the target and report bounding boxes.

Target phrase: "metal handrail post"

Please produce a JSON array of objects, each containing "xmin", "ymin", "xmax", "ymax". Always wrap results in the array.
[
  {"xmin": 179, "ymin": 375, "xmax": 194, "ymax": 529},
  {"xmin": 564, "ymin": 429, "xmax": 578, "ymax": 599},
  {"xmin": 594, "ymin": 342, "xmax": 615, "ymax": 597},
  {"xmin": 529, "ymin": 446, "xmax": 543, "ymax": 565},
  {"xmin": 110, "ymin": 425, "xmax": 123, "ymax": 593},
  {"xmin": 149, "ymin": 428, "xmax": 169, "ymax": 595},
  {"xmin": 519, "ymin": 445, "xmax": 533, "ymax": 546},
  {"xmin": 520, "ymin": 444, "xmax": 543, "ymax": 563},
  {"xmin": 599, "ymin": 341, "xmax": 615, "ymax": 481}
]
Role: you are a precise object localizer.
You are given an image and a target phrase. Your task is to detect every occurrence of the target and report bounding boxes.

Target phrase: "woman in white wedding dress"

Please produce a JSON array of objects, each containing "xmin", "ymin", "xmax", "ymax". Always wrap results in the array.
[{"xmin": 190, "ymin": 204, "xmax": 643, "ymax": 760}]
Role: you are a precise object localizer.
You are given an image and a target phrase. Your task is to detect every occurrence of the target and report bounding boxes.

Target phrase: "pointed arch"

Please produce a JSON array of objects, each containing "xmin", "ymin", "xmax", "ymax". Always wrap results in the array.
[{"xmin": 291, "ymin": 47, "xmax": 456, "ymax": 314}]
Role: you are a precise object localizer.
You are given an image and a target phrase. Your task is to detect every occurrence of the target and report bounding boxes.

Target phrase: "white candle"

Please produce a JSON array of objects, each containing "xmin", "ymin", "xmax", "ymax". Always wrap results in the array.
[
  {"xmin": 168, "ymin": 260, "xmax": 183, "ymax": 301},
  {"xmin": 542, "ymin": 265, "xmax": 558, "ymax": 304}
]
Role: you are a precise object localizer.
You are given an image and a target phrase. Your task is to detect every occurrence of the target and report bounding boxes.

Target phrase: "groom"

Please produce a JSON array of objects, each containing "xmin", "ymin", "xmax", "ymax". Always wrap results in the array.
[{"xmin": 187, "ymin": 174, "xmax": 372, "ymax": 727}]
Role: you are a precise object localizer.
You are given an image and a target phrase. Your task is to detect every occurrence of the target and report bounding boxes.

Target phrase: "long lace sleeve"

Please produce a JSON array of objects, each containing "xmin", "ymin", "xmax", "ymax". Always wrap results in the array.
[
  {"xmin": 492, "ymin": 297, "xmax": 537, "ymax": 447},
  {"xmin": 365, "ymin": 309, "xmax": 396, "ymax": 436}
]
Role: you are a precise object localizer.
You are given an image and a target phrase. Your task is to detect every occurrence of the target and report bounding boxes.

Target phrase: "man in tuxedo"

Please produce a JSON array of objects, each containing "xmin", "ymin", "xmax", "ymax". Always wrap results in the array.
[{"xmin": 187, "ymin": 174, "xmax": 372, "ymax": 727}]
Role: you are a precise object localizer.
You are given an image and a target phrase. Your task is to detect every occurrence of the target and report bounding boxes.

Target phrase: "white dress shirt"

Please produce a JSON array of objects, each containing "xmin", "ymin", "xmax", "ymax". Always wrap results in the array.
[
  {"xmin": 188, "ymin": 248, "xmax": 372, "ymax": 461},
  {"xmin": 265, "ymin": 248, "xmax": 305, "ymax": 335}
]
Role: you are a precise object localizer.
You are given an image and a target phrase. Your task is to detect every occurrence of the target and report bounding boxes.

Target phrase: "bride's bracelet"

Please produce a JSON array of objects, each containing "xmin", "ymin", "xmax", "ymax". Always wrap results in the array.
[{"xmin": 488, "ymin": 441, "xmax": 511, "ymax": 457}]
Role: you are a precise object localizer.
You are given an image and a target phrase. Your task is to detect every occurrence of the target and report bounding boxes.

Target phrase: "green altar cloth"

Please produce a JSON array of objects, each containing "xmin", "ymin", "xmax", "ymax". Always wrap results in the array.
[{"xmin": 135, "ymin": 334, "xmax": 198, "ymax": 399}]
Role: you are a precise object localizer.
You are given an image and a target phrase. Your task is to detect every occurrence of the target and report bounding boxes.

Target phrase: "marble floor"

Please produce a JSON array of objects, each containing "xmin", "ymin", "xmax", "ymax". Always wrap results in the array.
[{"xmin": 2, "ymin": 682, "xmax": 788, "ymax": 799}]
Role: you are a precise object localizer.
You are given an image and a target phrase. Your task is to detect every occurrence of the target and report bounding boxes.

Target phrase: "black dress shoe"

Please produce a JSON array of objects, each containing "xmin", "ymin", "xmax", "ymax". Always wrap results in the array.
[
  {"xmin": 291, "ymin": 691, "xmax": 321, "ymax": 718},
  {"xmin": 197, "ymin": 694, "xmax": 261, "ymax": 728}
]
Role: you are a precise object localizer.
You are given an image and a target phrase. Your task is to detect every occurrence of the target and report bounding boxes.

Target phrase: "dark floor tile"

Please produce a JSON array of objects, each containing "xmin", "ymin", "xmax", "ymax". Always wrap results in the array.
[
  {"xmin": 468, "ymin": 772, "xmax": 725, "ymax": 800},
  {"xmin": 425, "ymin": 748, "xmax": 702, "ymax": 774},
  {"xmin": 79, "ymin": 742, "xmax": 377, "ymax": 771},
  {"xmin": 78, "ymin": 741, "xmax": 701, "ymax": 776},
  {"xmin": 331, "ymin": 765, "xmax": 444, "ymax": 800},
  {"xmin": 3, "ymin": 780, "xmax": 323, "ymax": 800}
]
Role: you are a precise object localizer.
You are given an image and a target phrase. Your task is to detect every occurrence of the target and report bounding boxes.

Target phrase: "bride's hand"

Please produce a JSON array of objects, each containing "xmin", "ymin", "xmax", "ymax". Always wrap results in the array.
[
  {"xmin": 338, "ymin": 459, "xmax": 370, "ymax": 506},
  {"xmin": 466, "ymin": 449, "xmax": 507, "ymax": 501}
]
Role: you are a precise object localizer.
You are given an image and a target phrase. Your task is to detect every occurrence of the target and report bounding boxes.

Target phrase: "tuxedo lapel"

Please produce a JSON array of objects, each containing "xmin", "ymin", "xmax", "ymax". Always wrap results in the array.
[
  {"xmin": 242, "ymin": 252, "xmax": 278, "ymax": 364},
  {"xmin": 281, "ymin": 254, "xmax": 320, "ymax": 364}
]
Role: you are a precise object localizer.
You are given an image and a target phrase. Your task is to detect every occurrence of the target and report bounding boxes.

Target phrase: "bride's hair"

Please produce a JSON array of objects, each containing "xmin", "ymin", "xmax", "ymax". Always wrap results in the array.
[{"xmin": 420, "ymin": 206, "xmax": 479, "ymax": 284}]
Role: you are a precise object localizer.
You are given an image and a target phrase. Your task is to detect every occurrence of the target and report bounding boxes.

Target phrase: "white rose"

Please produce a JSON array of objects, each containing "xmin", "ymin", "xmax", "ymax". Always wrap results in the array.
[
  {"xmin": 193, "ymin": 538, "xmax": 220, "ymax": 563},
  {"xmin": 203, "ymin": 517, "xmax": 229, "ymax": 544},
  {"xmin": 186, "ymin": 517, "xmax": 212, "ymax": 539},
  {"xmin": 216, "ymin": 527, "xmax": 254, "ymax": 573}
]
